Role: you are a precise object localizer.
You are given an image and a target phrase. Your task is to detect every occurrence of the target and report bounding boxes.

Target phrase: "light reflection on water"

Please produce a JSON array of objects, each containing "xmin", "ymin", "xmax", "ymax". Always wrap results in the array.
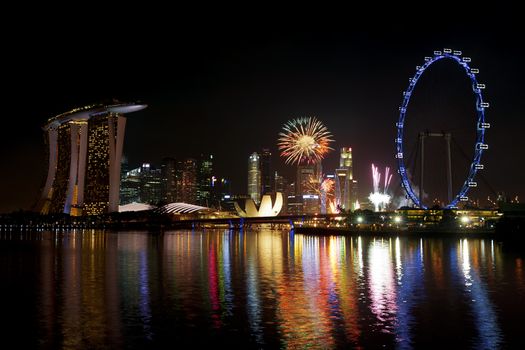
[{"xmin": 1, "ymin": 229, "xmax": 524, "ymax": 348}]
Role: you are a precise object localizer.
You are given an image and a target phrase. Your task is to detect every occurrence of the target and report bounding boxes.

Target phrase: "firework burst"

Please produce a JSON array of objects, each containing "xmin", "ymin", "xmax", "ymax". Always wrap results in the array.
[
  {"xmin": 304, "ymin": 175, "xmax": 337, "ymax": 213},
  {"xmin": 368, "ymin": 164, "xmax": 393, "ymax": 212},
  {"xmin": 278, "ymin": 117, "xmax": 334, "ymax": 165},
  {"xmin": 305, "ymin": 176, "xmax": 335, "ymax": 199}
]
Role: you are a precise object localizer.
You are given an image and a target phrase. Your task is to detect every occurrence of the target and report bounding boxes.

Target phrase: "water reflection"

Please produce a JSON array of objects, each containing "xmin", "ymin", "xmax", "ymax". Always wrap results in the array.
[
  {"xmin": 368, "ymin": 239, "xmax": 397, "ymax": 331},
  {"xmin": 1, "ymin": 230, "xmax": 522, "ymax": 348},
  {"xmin": 459, "ymin": 239, "xmax": 502, "ymax": 348}
]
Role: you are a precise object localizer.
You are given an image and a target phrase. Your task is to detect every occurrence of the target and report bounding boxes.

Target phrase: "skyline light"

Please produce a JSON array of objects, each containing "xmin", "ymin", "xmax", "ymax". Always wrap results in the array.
[{"xmin": 1, "ymin": 27, "xmax": 522, "ymax": 213}]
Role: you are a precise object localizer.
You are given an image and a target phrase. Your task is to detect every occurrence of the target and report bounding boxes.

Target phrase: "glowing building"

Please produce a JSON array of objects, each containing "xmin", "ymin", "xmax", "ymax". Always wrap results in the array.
[
  {"xmin": 120, "ymin": 163, "xmax": 162, "ymax": 205},
  {"xmin": 335, "ymin": 147, "xmax": 356, "ymax": 211},
  {"xmin": 197, "ymin": 154, "xmax": 213, "ymax": 206},
  {"xmin": 297, "ymin": 163, "xmax": 322, "ymax": 214},
  {"xmin": 36, "ymin": 102, "xmax": 147, "ymax": 215},
  {"xmin": 274, "ymin": 171, "xmax": 288, "ymax": 215},
  {"xmin": 181, "ymin": 159, "xmax": 198, "ymax": 204},
  {"xmin": 139, "ymin": 163, "xmax": 162, "ymax": 204},
  {"xmin": 234, "ymin": 192, "xmax": 283, "ymax": 217},
  {"xmin": 120, "ymin": 165, "xmax": 141, "ymax": 204},
  {"xmin": 248, "ymin": 152, "xmax": 261, "ymax": 205},
  {"xmin": 260, "ymin": 148, "xmax": 272, "ymax": 195},
  {"xmin": 161, "ymin": 157, "xmax": 178, "ymax": 203}
]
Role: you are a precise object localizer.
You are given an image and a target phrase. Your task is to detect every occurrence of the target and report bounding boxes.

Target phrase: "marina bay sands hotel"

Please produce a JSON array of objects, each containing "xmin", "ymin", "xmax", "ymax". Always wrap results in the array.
[{"xmin": 36, "ymin": 102, "xmax": 147, "ymax": 216}]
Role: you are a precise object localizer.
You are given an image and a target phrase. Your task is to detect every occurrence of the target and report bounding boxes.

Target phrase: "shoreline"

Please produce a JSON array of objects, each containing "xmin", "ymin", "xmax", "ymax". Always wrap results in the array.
[{"xmin": 294, "ymin": 226, "xmax": 498, "ymax": 238}]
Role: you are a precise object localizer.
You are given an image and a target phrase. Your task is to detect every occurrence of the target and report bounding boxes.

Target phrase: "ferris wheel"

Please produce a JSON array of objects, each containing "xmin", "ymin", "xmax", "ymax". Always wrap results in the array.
[{"xmin": 395, "ymin": 49, "xmax": 490, "ymax": 209}]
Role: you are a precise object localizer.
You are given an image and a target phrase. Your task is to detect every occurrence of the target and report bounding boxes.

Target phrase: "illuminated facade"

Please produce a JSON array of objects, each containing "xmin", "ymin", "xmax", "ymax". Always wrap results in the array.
[
  {"xmin": 297, "ymin": 163, "xmax": 322, "ymax": 214},
  {"xmin": 120, "ymin": 165, "xmax": 141, "ymax": 204},
  {"xmin": 248, "ymin": 152, "xmax": 261, "ymax": 205},
  {"xmin": 260, "ymin": 148, "xmax": 272, "ymax": 195},
  {"xmin": 161, "ymin": 157, "xmax": 178, "ymax": 203},
  {"xmin": 234, "ymin": 192, "xmax": 283, "ymax": 217},
  {"xmin": 120, "ymin": 163, "xmax": 161, "ymax": 205},
  {"xmin": 197, "ymin": 154, "xmax": 213, "ymax": 206},
  {"xmin": 335, "ymin": 147, "xmax": 356, "ymax": 211},
  {"xmin": 181, "ymin": 159, "xmax": 198, "ymax": 204},
  {"xmin": 36, "ymin": 102, "xmax": 147, "ymax": 215},
  {"xmin": 139, "ymin": 164, "xmax": 162, "ymax": 204},
  {"xmin": 274, "ymin": 171, "xmax": 288, "ymax": 215},
  {"xmin": 287, "ymin": 182, "xmax": 302, "ymax": 215}
]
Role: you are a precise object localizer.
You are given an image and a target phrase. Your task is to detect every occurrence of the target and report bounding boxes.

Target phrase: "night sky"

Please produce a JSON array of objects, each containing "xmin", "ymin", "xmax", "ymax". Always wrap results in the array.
[{"xmin": 1, "ymin": 18, "xmax": 523, "ymax": 213}]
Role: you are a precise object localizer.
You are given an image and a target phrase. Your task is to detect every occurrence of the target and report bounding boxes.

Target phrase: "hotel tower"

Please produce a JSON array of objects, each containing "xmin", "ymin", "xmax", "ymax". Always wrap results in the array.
[{"xmin": 36, "ymin": 102, "xmax": 147, "ymax": 215}]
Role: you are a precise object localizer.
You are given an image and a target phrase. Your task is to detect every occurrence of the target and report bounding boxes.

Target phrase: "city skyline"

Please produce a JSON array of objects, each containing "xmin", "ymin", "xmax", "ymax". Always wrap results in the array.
[{"xmin": 1, "ymin": 25, "xmax": 524, "ymax": 212}]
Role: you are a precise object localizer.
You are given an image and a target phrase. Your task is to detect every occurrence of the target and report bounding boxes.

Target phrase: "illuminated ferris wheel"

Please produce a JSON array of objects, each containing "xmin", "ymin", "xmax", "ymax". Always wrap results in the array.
[{"xmin": 395, "ymin": 49, "xmax": 490, "ymax": 209}]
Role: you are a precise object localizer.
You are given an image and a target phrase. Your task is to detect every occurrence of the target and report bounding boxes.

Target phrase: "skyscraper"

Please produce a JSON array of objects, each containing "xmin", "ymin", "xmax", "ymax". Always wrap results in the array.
[
  {"xmin": 286, "ymin": 182, "xmax": 302, "ymax": 215},
  {"xmin": 211, "ymin": 177, "xmax": 230, "ymax": 209},
  {"xmin": 181, "ymin": 158, "xmax": 198, "ymax": 204},
  {"xmin": 139, "ymin": 163, "xmax": 162, "ymax": 204},
  {"xmin": 161, "ymin": 157, "xmax": 178, "ymax": 203},
  {"xmin": 335, "ymin": 147, "xmax": 354, "ymax": 211},
  {"xmin": 120, "ymin": 163, "xmax": 163, "ymax": 205},
  {"xmin": 175, "ymin": 159, "xmax": 184, "ymax": 202},
  {"xmin": 36, "ymin": 102, "xmax": 147, "ymax": 215},
  {"xmin": 197, "ymin": 154, "xmax": 213, "ymax": 206},
  {"xmin": 260, "ymin": 148, "xmax": 272, "ymax": 195},
  {"xmin": 274, "ymin": 171, "xmax": 288, "ymax": 215},
  {"xmin": 297, "ymin": 163, "xmax": 322, "ymax": 214},
  {"xmin": 248, "ymin": 152, "xmax": 261, "ymax": 205},
  {"xmin": 120, "ymin": 166, "xmax": 141, "ymax": 204}
]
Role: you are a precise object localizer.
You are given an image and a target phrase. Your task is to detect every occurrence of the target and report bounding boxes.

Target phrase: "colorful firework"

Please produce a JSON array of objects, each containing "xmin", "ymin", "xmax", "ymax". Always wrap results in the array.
[
  {"xmin": 304, "ymin": 175, "xmax": 337, "ymax": 213},
  {"xmin": 278, "ymin": 117, "xmax": 334, "ymax": 165},
  {"xmin": 320, "ymin": 178, "xmax": 335, "ymax": 195},
  {"xmin": 305, "ymin": 176, "xmax": 335, "ymax": 198},
  {"xmin": 369, "ymin": 164, "xmax": 393, "ymax": 212}
]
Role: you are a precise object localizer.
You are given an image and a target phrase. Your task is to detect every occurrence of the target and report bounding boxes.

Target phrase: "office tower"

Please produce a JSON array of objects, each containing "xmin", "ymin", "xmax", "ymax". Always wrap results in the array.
[
  {"xmin": 139, "ymin": 163, "xmax": 162, "ymax": 204},
  {"xmin": 119, "ymin": 163, "xmax": 163, "ymax": 205},
  {"xmin": 119, "ymin": 155, "xmax": 133, "ymax": 204},
  {"xmin": 260, "ymin": 148, "xmax": 272, "ymax": 195},
  {"xmin": 181, "ymin": 158, "xmax": 198, "ymax": 204},
  {"xmin": 286, "ymin": 182, "xmax": 302, "ymax": 215},
  {"xmin": 335, "ymin": 147, "xmax": 354, "ymax": 211},
  {"xmin": 296, "ymin": 163, "xmax": 322, "ymax": 214},
  {"xmin": 121, "ymin": 155, "xmax": 129, "ymax": 182},
  {"xmin": 248, "ymin": 152, "xmax": 261, "ymax": 205},
  {"xmin": 161, "ymin": 157, "xmax": 178, "ymax": 203},
  {"xmin": 36, "ymin": 102, "xmax": 147, "ymax": 215},
  {"xmin": 212, "ymin": 177, "xmax": 231, "ymax": 209},
  {"xmin": 120, "ymin": 166, "xmax": 141, "ymax": 205},
  {"xmin": 197, "ymin": 154, "xmax": 213, "ymax": 206},
  {"xmin": 174, "ymin": 159, "xmax": 184, "ymax": 202},
  {"xmin": 274, "ymin": 171, "xmax": 287, "ymax": 194},
  {"xmin": 274, "ymin": 171, "xmax": 288, "ymax": 215}
]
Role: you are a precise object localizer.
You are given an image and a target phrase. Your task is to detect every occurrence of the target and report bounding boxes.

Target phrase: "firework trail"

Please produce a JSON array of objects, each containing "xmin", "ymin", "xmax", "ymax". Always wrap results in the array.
[
  {"xmin": 384, "ymin": 167, "xmax": 393, "ymax": 193},
  {"xmin": 372, "ymin": 164, "xmax": 381, "ymax": 193},
  {"xmin": 369, "ymin": 163, "xmax": 392, "ymax": 212}
]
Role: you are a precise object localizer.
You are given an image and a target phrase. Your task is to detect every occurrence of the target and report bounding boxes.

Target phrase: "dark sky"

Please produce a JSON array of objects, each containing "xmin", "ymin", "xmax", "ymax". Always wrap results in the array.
[{"xmin": 1, "ymin": 17, "xmax": 523, "ymax": 212}]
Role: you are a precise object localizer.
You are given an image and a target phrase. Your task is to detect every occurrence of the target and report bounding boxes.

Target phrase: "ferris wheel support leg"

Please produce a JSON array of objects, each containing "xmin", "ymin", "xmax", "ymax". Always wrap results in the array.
[
  {"xmin": 419, "ymin": 132, "xmax": 425, "ymax": 208},
  {"xmin": 445, "ymin": 133, "xmax": 453, "ymax": 204}
]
